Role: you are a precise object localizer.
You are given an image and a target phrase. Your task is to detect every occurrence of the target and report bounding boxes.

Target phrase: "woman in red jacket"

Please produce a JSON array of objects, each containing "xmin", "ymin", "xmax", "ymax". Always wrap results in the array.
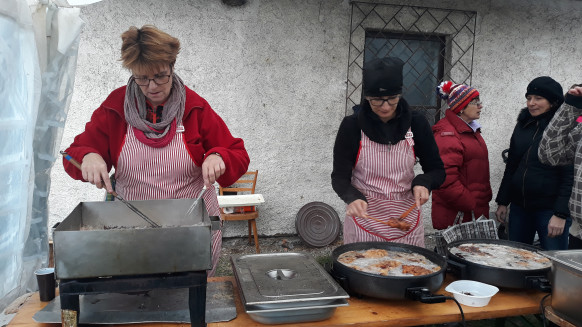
[
  {"xmin": 62, "ymin": 25, "xmax": 250, "ymax": 276},
  {"xmin": 431, "ymin": 81, "xmax": 492, "ymax": 230}
]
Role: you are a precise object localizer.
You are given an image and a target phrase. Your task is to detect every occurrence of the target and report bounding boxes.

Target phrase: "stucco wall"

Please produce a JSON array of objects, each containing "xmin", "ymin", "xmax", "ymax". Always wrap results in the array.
[{"xmin": 48, "ymin": 0, "xmax": 582, "ymax": 238}]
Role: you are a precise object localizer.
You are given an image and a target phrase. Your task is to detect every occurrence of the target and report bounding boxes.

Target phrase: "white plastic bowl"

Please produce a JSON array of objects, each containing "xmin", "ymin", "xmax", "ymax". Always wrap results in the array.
[{"xmin": 445, "ymin": 280, "xmax": 499, "ymax": 307}]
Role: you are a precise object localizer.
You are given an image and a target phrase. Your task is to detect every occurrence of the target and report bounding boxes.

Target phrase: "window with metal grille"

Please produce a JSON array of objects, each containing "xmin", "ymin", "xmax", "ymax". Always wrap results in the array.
[{"xmin": 346, "ymin": 2, "xmax": 477, "ymax": 125}]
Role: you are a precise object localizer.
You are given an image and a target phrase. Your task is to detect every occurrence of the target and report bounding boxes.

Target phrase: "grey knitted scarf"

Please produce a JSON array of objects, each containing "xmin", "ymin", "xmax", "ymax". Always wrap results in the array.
[{"xmin": 124, "ymin": 73, "xmax": 186, "ymax": 139}]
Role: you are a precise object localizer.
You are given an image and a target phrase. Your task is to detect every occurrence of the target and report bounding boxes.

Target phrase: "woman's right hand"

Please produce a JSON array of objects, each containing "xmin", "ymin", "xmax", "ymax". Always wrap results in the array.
[
  {"xmin": 495, "ymin": 205, "xmax": 508, "ymax": 223},
  {"xmin": 81, "ymin": 153, "xmax": 113, "ymax": 193},
  {"xmin": 346, "ymin": 199, "xmax": 368, "ymax": 218}
]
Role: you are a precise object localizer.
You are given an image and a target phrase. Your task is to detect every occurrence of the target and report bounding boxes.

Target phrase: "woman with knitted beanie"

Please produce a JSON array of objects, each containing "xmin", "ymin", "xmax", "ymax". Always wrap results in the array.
[
  {"xmin": 431, "ymin": 81, "xmax": 492, "ymax": 230},
  {"xmin": 496, "ymin": 76, "xmax": 573, "ymax": 250},
  {"xmin": 332, "ymin": 58, "xmax": 445, "ymax": 247}
]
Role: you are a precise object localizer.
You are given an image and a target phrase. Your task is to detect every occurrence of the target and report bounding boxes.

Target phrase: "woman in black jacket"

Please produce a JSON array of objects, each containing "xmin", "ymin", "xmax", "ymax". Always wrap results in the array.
[
  {"xmin": 496, "ymin": 76, "xmax": 573, "ymax": 250},
  {"xmin": 331, "ymin": 57, "xmax": 445, "ymax": 247}
]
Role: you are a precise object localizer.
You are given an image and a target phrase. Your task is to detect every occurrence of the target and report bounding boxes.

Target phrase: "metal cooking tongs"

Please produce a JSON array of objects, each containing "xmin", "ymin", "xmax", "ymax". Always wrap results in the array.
[
  {"xmin": 60, "ymin": 151, "xmax": 161, "ymax": 228},
  {"xmin": 185, "ymin": 186, "xmax": 207, "ymax": 218}
]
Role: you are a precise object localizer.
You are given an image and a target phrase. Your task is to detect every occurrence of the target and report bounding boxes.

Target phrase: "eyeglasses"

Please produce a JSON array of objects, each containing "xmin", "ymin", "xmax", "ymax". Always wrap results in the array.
[
  {"xmin": 133, "ymin": 73, "xmax": 172, "ymax": 86},
  {"xmin": 368, "ymin": 95, "xmax": 401, "ymax": 106},
  {"xmin": 469, "ymin": 99, "xmax": 482, "ymax": 106}
]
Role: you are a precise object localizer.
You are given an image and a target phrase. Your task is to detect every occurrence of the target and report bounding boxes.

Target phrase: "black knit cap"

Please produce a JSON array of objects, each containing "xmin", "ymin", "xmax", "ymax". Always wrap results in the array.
[
  {"xmin": 525, "ymin": 76, "xmax": 564, "ymax": 107},
  {"xmin": 363, "ymin": 57, "xmax": 404, "ymax": 97}
]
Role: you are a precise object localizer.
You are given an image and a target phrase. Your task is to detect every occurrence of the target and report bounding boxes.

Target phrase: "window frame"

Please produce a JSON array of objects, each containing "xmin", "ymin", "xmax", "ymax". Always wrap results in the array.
[
  {"xmin": 345, "ymin": 2, "xmax": 477, "ymax": 125},
  {"xmin": 362, "ymin": 30, "xmax": 446, "ymax": 124}
]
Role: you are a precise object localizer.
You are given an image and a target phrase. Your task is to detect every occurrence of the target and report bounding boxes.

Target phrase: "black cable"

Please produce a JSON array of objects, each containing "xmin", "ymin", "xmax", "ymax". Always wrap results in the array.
[
  {"xmin": 445, "ymin": 296, "xmax": 466, "ymax": 327},
  {"xmin": 539, "ymin": 293, "xmax": 552, "ymax": 327}
]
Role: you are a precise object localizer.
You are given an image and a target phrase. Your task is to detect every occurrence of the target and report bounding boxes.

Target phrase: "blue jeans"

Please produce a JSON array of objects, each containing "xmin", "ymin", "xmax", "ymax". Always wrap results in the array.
[{"xmin": 508, "ymin": 204, "xmax": 571, "ymax": 250}]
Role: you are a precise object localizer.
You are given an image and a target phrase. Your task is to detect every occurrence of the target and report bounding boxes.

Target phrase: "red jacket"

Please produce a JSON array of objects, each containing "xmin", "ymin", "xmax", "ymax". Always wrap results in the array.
[
  {"xmin": 431, "ymin": 110, "xmax": 492, "ymax": 229},
  {"xmin": 63, "ymin": 85, "xmax": 249, "ymax": 187}
]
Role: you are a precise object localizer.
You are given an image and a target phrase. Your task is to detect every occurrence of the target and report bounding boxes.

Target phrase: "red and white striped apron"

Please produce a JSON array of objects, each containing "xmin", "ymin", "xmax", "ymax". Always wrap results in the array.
[
  {"xmin": 115, "ymin": 123, "xmax": 222, "ymax": 276},
  {"xmin": 343, "ymin": 129, "xmax": 425, "ymax": 247}
]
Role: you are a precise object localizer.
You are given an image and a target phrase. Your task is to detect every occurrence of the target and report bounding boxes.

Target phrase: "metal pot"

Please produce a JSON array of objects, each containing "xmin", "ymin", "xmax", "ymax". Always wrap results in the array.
[
  {"xmin": 446, "ymin": 239, "xmax": 551, "ymax": 290},
  {"xmin": 54, "ymin": 199, "xmax": 212, "ymax": 279},
  {"xmin": 541, "ymin": 250, "xmax": 582, "ymax": 325},
  {"xmin": 330, "ymin": 242, "xmax": 447, "ymax": 300}
]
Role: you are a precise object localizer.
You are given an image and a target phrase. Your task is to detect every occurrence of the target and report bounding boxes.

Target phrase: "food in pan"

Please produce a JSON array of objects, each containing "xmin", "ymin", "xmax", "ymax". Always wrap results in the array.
[
  {"xmin": 449, "ymin": 243, "xmax": 551, "ymax": 270},
  {"xmin": 401, "ymin": 264, "xmax": 436, "ymax": 276},
  {"xmin": 337, "ymin": 249, "xmax": 441, "ymax": 276}
]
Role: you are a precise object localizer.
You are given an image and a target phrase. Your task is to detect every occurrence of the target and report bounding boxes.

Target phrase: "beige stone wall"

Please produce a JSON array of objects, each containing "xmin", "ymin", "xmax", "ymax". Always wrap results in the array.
[{"xmin": 49, "ymin": 0, "xmax": 582, "ymax": 238}]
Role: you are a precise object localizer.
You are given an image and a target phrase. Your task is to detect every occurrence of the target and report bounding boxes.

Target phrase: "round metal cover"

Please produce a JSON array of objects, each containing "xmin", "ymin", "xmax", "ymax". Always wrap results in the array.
[{"xmin": 296, "ymin": 202, "xmax": 340, "ymax": 247}]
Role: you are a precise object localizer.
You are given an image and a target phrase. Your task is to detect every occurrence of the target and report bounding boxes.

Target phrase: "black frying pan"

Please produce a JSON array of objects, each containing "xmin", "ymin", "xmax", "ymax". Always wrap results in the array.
[
  {"xmin": 446, "ymin": 238, "xmax": 551, "ymax": 290},
  {"xmin": 330, "ymin": 242, "xmax": 447, "ymax": 300}
]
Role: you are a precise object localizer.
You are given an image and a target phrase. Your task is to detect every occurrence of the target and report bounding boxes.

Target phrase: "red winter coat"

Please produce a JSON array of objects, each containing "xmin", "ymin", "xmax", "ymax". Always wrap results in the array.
[
  {"xmin": 63, "ymin": 85, "xmax": 249, "ymax": 187},
  {"xmin": 431, "ymin": 110, "xmax": 492, "ymax": 229}
]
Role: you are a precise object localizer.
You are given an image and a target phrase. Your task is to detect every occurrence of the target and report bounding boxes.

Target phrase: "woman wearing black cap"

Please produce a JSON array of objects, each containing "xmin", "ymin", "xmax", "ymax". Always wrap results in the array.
[
  {"xmin": 495, "ymin": 76, "xmax": 573, "ymax": 250},
  {"xmin": 331, "ymin": 57, "xmax": 445, "ymax": 247}
]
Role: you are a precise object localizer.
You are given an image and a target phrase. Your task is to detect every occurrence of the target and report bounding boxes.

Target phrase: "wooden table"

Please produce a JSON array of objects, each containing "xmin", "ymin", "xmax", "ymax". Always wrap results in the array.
[{"xmin": 8, "ymin": 275, "xmax": 547, "ymax": 327}]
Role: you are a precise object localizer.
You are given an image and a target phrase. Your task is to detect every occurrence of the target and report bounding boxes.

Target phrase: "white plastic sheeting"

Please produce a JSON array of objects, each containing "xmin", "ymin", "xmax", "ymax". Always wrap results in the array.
[{"xmin": 0, "ymin": 0, "xmax": 87, "ymax": 310}]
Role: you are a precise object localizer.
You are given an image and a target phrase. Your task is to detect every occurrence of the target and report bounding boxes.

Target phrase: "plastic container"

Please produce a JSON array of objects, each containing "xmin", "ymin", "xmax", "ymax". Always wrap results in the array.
[{"xmin": 445, "ymin": 280, "xmax": 499, "ymax": 307}]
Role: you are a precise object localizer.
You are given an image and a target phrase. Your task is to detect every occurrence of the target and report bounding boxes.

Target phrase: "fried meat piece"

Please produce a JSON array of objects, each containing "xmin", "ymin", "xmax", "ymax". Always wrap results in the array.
[
  {"xmin": 511, "ymin": 248, "xmax": 551, "ymax": 264},
  {"xmin": 363, "ymin": 249, "xmax": 389, "ymax": 258},
  {"xmin": 457, "ymin": 245, "xmax": 491, "ymax": 256},
  {"xmin": 385, "ymin": 218, "xmax": 412, "ymax": 231},
  {"xmin": 338, "ymin": 251, "xmax": 361, "ymax": 264},
  {"xmin": 401, "ymin": 264, "xmax": 438, "ymax": 276},
  {"xmin": 369, "ymin": 260, "xmax": 401, "ymax": 276}
]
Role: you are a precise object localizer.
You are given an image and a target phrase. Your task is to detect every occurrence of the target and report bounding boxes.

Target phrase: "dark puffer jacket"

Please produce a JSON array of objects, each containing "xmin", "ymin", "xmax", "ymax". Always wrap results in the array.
[
  {"xmin": 496, "ymin": 108, "xmax": 573, "ymax": 216},
  {"xmin": 431, "ymin": 110, "xmax": 492, "ymax": 229}
]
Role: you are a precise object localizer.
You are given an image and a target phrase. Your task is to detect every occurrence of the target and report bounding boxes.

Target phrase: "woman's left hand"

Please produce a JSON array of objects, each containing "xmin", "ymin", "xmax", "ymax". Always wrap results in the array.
[
  {"xmin": 202, "ymin": 153, "xmax": 225, "ymax": 187},
  {"xmin": 547, "ymin": 215, "xmax": 566, "ymax": 238},
  {"xmin": 412, "ymin": 185, "xmax": 429, "ymax": 208}
]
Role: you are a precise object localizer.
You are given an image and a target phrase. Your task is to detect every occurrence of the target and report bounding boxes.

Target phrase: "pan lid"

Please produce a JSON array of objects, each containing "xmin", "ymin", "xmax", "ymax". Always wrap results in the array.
[
  {"xmin": 231, "ymin": 253, "xmax": 348, "ymax": 306},
  {"xmin": 295, "ymin": 202, "xmax": 340, "ymax": 247}
]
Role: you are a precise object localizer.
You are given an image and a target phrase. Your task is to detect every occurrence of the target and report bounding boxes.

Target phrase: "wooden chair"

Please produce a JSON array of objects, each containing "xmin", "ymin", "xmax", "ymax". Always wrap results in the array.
[{"xmin": 219, "ymin": 170, "xmax": 260, "ymax": 253}]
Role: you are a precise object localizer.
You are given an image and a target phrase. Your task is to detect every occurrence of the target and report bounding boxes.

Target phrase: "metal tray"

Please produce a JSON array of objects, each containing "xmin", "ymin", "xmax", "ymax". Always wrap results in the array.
[
  {"xmin": 245, "ymin": 298, "xmax": 348, "ymax": 324},
  {"xmin": 231, "ymin": 252, "xmax": 349, "ymax": 324},
  {"xmin": 54, "ymin": 198, "xmax": 212, "ymax": 279},
  {"xmin": 231, "ymin": 252, "xmax": 348, "ymax": 307},
  {"xmin": 541, "ymin": 250, "xmax": 582, "ymax": 325}
]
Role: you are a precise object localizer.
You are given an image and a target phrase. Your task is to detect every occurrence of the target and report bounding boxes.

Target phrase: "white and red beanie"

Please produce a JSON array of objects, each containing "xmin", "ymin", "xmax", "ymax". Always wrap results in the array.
[{"xmin": 436, "ymin": 81, "xmax": 479, "ymax": 114}]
